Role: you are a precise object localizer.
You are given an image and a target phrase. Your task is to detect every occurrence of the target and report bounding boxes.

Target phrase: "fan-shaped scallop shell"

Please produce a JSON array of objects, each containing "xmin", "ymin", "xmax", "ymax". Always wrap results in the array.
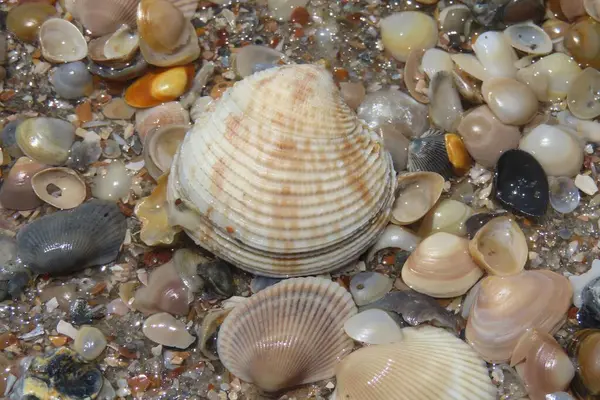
[
  {"xmin": 74, "ymin": 0, "xmax": 139, "ymax": 37},
  {"xmin": 16, "ymin": 199, "xmax": 127, "ymax": 275},
  {"xmin": 167, "ymin": 64, "xmax": 396, "ymax": 277},
  {"xmin": 334, "ymin": 325, "xmax": 496, "ymax": 400},
  {"xmin": 217, "ymin": 277, "xmax": 357, "ymax": 392}
]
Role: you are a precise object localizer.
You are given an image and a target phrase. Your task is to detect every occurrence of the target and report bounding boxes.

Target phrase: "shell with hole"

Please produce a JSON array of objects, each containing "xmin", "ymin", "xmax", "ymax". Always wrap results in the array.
[
  {"xmin": 466, "ymin": 270, "xmax": 572, "ymax": 363},
  {"xmin": 469, "ymin": 216, "xmax": 528, "ymax": 276},
  {"xmin": 74, "ymin": 0, "xmax": 139, "ymax": 37},
  {"xmin": 333, "ymin": 325, "xmax": 496, "ymax": 400},
  {"xmin": 39, "ymin": 18, "xmax": 88, "ymax": 64},
  {"xmin": 31, "ymin": 167, "xmax": 87, "ymax": 210},
  {"xmin": 167, "ymin": 64, "xmax": 396, "ymax": 277},
  {"xmin": 402, "ymin": 232, "xmax": 484, "ymax": 298},
  {"xmin": 217, "ymin": 277, "xmax": 356, "ymax": 392},
  {"xmin": 391, "ymin": 171, "xmax": 444, "ymax": 226}
]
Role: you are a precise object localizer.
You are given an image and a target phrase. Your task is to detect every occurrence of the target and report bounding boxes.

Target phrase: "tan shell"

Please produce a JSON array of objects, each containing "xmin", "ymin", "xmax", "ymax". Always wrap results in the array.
[
  {"xmin": 74, "ymin": 0, "xmax": 139, "ymax": 37},
  {"xmin": 31, "ymin": 167, "xmax": 86, "ymax": 210},
  {"xmin": 217, "ymin": 277, "xmax": 356, "ymax": 392},
  {"xmin": 139, "ymin": 21, "xmax": 200, "ymax": 67},
  {"xmin": 0, "ymin": 157, "xmax": 46, "ymax": 211},
  {"xmin": 567, "ymin": 67, "xmax": 600, "ymax": 120},
  {"xmin": 144, "ymin": 124, "xmax": 189, "ymax": 180},
  {"xmin": 334, "ymin": 326, "xmax": 496, "ymax": 400},
  {"xmin": 568, "ymin": 329, "xmax": 600, "ymax": 398},
  {"xmin": 418, "ymin": 199, "xmax": 474, "ymax": 237},
  {"xmin": 469, "ymin": 216, "xmax": 527, "ymax": 276},
  {"xmin": 39, "ymin": 19, "xmax": 87, "ymax": 64},
  {"xmin": 402, "ymin": 232, "xmax": 484, "ymax": 298},
  {"xmin": 135, "ymin": 101, "xmax": 190, "ymax": 142},
  {"xmin": 404, "ymin": 48, "xmax": 429, "ymax": 104},
  {"xmin": 137, "ymin": 0, "xmax": 188, "ymax": 53},
  {"xmin": 391, "ymin": 172, "xmax": 445, "ymax": 225},
  {"xmin": 466, "ymin": 270, "xmax": 572, "ymax": 363},
  {"xmin": 167, "ymin": 65, "xmax": 396, "ymax": 277}
]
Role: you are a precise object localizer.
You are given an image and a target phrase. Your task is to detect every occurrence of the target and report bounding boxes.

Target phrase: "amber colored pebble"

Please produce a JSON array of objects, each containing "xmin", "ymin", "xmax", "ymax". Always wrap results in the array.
[
  {"xmin": 564, "ymin": 18, "xmax": 600, "ymax": 69},
  {"xmin": 118, "ymin": 346, "xmax": 139, "ymax": 359},
  {"xmin": 345, "ymin": 12, "xmax": 363, "ymax": 24},
  {"xmin": 333, "ymin": 67, "xmax": 349, "ymax": 82},
  {"xmin": 445, "ymin": 133, "xmax": 472, "ymax": 176},
  {"xmin": 6, "ymin": 3, "xmax": 56, "ymax": 42},
  {"xmin": 210, "ymin": 81, "xmax": 234, "ymax": 99},
  {"xmin": 269, "ymin": 35, "xmax": 281, "ymax": 48},
  {"xmin": 142, "ymin": 249, "xmax": 173, "ymax": 267},
  {"xmin": 0, "ymin": 332, "xmax": 17, "ymax": 351},
  {"xmin": 195, "ymin": 27, "xmax": 206, "ymax": 36},
  {"xmin": 49, "ymin": 335, "xmax": 69, "ymax": 347},
  {"xmin": 290, "ymin": 7, "xmax": 310, "ymax": 26},
  {"xmin": 124, "ymin": 65, "xmax": 195, "ymax": 108},
  {"xmin": 128, "ymin": 374, "xmax": 152, "ymax": 394},
  {"xmin": 75, "ymin": 100, "xmax": 93, "ymax": 123},
  {"xmin": 293, "ymin": 27, "xmax": 304, "ymax": 38}
]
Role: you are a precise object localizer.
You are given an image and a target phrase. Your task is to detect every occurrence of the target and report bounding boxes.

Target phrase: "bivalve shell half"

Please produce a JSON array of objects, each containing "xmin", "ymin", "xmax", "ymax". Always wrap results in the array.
[
  {"xmin": 567, "ymin": 67, "xmax": 600, "ymax": 120},
  {"xmin": 567, "ymin": 329, "xmax": 600, "ymax": 398},
  {"xmin": 516, "ymin": 53, "xmax": 582, "ymax": 102},
  {"xmin": 466, "ymin": 270, "xmax": 572, "ymax": 363},
  {"xmin": 168, "ymin": 64, "xmax": 396, "ymax": 277},
  {"xmin": 402, "ymin": 232, "xmax": 484, "ymax": 298},
  {"xmin": 217, "ymin": 277, "xmax": 357, "ymax": 392},
  {"xmin": 74, "ymin": 0, "xmax": 139, "ymax": 37},
  {"xmin": 417, "ymin": 198, "xmax": 474, "ymax": 237},
  {"xmin": 0, "ymin": 157, "xmax": 46, "ymax": 211},
  {"xmin": 137, "ymin": 0, "xmax": 188, "ymax": 53},
  {"xmin": 135, "ymin": 101, "xmax": 190, "ymax": 142},
  {"xmin": 39, "ymin": 19, "xmax": 88, "ymax": 64},
  {"xmin": 391, "ymin": 171, "xmax": 445, "ymax": 226},
  {"xmin": 139, "ymin": 21, "xmax": 200, "ymax": 67},
  {"xmin": 334, "ymin": 325, "xmax": 496, "ymax": 400},
  {"xmin": 16, "ymin": 118, "xmax": 76, "ymax": 166},
  {"xmin": 504, "ymin": 22, "xmax": 553, "ymax": 55},
  {"xmin": 31, "ymin": 167, "xmax": 87, "ymax": 210},
  {"xmin": 469, "ymin": 216, "xmax": 527, "ymax": 276},
  {"xmin": 144, "ymin": 124, "xmax": 189, "ymax": 180}
]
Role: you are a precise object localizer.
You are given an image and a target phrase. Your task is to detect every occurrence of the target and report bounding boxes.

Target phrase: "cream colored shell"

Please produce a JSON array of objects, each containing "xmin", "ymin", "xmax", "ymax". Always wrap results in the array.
[
  {"xmin": 217, "ymin": 277, "xmax": 356, "ymax": 392},
  {"xmin": 167, "ymin": 65, "xmax": 396, "ymax": 277},
  {"xmin": 334, "ymin": 325, "xmax": 496, "ymax": 400}
]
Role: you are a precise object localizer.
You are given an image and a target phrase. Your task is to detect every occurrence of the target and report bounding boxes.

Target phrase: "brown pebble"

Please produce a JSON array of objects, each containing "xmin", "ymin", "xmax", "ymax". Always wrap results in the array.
[
  {"xmin": 89, "ymin": 281, "xmax": 107, "ymax": 296},
  {"xmin": 76, "ymin": 100, "xmax": 93, "ymax": 123},
  {"xmin": 0, "ymin": 332, "xmax": 18, "ymax": 351},
  {"xmin": 339, "ymin": 82, "xmax": 365, "ymax": 110},
  {"xmin": 290, "ymin": 7, "xmax": 310, "ymax": 26}
]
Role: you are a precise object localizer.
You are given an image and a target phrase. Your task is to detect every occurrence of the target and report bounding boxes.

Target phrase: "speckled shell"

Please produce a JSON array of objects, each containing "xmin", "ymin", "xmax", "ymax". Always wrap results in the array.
[
  {"xmin": 168, "ymin": 65, "xmax": 396, "ymax": 277},
  {"xmin": 16, "ymin": 200, "xmax": 127, "ymax": 275},
  {"xmin": 334, "ymin": 326, "xmax": 496, "ymax": 400},
  {"xmin": 217, "ymin": 277, "xmax": 357, "ymax": 392}
]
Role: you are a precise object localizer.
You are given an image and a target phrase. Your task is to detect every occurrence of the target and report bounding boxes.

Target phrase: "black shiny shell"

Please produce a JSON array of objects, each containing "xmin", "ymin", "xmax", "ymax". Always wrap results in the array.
[{"xmin": 493, "ymin": 149, "xmax": 549, "ymax": 218}]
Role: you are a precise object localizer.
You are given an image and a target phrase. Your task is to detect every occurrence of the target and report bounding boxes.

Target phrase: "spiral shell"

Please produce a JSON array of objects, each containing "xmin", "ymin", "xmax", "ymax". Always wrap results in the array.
[{"xmin": 217, "ymin": 277, "xmax": 356, "ymax": 392}]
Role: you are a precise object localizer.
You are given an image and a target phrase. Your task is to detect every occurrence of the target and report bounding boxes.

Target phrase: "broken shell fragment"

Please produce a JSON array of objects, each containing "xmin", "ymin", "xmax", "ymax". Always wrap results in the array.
[
  {"xmin": 404, "ymin": 48, "xmax": 429, "ymax": 104},
  {"xmin": 417, "ymin": 198, "xmax": 474, "ymax": 237},
  {"xmin": 469, "ymin": 216, "xmax": 527, "ymax": 276},
  {"xmin": 343, "ymin": 309, "xmax": 403, "ymax": 345},
  {"xmin": 143, "ymin": 312, "xmax": 195, "ymax": 349},
  {"xmin": 481, "ymin": 77, "xmax": 539, "ymax": 126},
  {"xmin": 16, "ymin": 199, "xmax": 127, "ymax": 275},
  {"xmin": 391, "ymin": 172, "xmax": 445, "ymax": 226},
  {"xmin": 135, "ymin": 174, "xmax": 181, "ymax": 246},
  {"xmin": 402, "ymin": 232, "xmax": 484, "ymax": 298},
  {"xmin": 380, "ymin": 12, "xmax": 438, "ymax": 62},
  {"xmin": 16, "ymin": 118, "xmax": 76, "ymax": 166},
  {"xmin": 567, "ymin": 67, "xmax": 600, "ymax": 120},
  {"xmin": 217, "ymin": 277, "xmax": 356, "ymax": 392},
  {"xmin": 0, "ymin": 157, "xmax": 46, "ymax": 211},
  {"xmin": 31, "ymin": 167, "xmax": 87, "ymax": 210},
  {"xmin": 124, "ymin": 65, "xmax": 195, "ymax": 108},
  {"xmin": 504, "ymin": 22, "xmax": 553, "ymax": 55},
  {"xmin": 39, "ymin": 19, "xmax": 88, "ymax": 64},
  {"xmin": 73, "ymin": 326, "xmax": 107, "ymax": 361},
  {"xmin": 466, "ymin": 270, "xmax": 572, "ymax": 363},
  {"xmin": 334, "ymin": 326, "xmax": 496, "ymax": 400},
  {"xmin": 349, "ymin": 272, "xmax": 393, "ymax": 306}
]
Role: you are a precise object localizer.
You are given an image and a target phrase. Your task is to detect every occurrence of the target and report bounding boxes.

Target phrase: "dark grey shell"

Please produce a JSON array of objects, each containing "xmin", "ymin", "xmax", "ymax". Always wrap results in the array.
[
  {"xmin": 407, "ymin": 129, "xmax": 453, "ymax": 178},
  {"xmin": 16, "ymin": 199, "xmax": 126, "ymax": 274}
]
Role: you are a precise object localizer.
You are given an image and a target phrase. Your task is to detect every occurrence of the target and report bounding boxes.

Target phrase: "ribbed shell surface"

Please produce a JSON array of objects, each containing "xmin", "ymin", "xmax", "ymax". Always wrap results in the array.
[
  {"xmin": 217, "ymin": 277, "xmax": 357, "ymax": 392},
  {"xmin": 16, "ymin": 199, "xmax": 127, "ymax": 274},
  {"xmin": 169, "ymin": 64, "xmax": 396, "ymax": 276},
  {"xmin": 75, "ymin": 0, "xmax": 140, "ymax": 37},
  {"xmin": 335, "ymin": 326, "xmax": 496, "ymax": 400}
]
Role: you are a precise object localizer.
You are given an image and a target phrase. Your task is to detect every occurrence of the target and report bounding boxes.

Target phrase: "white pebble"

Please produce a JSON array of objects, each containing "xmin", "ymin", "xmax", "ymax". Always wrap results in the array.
[{"xmin": 575, "ymin": 174, "xmax": 598, "ymax": 196}]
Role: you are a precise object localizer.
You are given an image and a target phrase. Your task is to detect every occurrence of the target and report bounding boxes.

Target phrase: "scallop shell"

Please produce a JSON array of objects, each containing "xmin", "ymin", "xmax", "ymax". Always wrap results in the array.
[
  {"xmin": 39, "ymin": 19, "xmax": 88, "ymax": 64},
  {"xmin": 167, "ymin": 64, "xmax": 396, "ymax": 277},
  {"xmin": 466, "ymin": 270, "xmax": 572, "ymax": 363},
  {"xmin": 74, "ymin": 0, "xmax": 139, "ymax": 37},
  {"xmin": 31, "ymin": 167, "xmax": 87, "ymax": 210},
  {"xmin": 217, "ymin": 277, "xmax": 356, "ymax": 392},
  {"xmin": 16, "ymin": 199, "xmax": 127, "ymax": 275},
  {"xmin": 334, "ymin": 326, "xmax": 496, "ymax": 400},
  {"xmin": 402, "ymin": 232, "xmax": 484, "ymax": 298},
  {"xmin": 469, "ymin": 216, "xmax": 527, "ymax": 276},
  {"xmin": 135, "ymin": 101, "xmax": 190, "ymax": 142},
  {"xmin": 504, "ymin": 22, "xmax": 553, "ymax": 55},
  {"xmin": 391, "ymin": 171, "xmax": 445, "ymax": 225}
]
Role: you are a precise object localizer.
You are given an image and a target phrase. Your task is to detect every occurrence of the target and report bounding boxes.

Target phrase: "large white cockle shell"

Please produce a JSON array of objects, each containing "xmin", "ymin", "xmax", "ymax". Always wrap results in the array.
[
  {"xmin": 168, "ymin": 65, "xmax": 396, "ymax": 277},
  {"xmin": 217, "ymin": 277, "xmax": 356, "ymax": 392},
  {"xmin": 334, "ymin": 325, "xmax": 496, "ymax": 400}
]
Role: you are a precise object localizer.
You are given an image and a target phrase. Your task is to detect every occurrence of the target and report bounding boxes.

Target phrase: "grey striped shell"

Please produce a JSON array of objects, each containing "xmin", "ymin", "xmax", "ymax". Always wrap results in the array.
[
  {"xmin": 407, "ymin": 129, "xmax": 453, "ymax": 178},
  {"xmin": 217, "ymin": 277, "xmax": 357, "ymax": 392},
  {"xmin": 16, "ymin": 199, "xmax": 127, "ymax": 274}
]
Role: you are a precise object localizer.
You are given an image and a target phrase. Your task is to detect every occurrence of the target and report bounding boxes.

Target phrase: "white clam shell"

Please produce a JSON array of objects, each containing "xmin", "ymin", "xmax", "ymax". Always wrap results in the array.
[
  {"xmin": 343, "ymin": 309, "xmax": 403, "ymax": 345},
  {"xmin": 144, "ymin": 124, "xmax": 189, "ymax": 180},
  {"xmin": 429, "ymin": 71, "xmax": 463, "ymax": 132},
  {"xmin": 402, "ymin": 232, "xmax": 484, "ymax": 298},
  {"xmin": 335, "ymin": 326, "xmax": 496, "ymax": 400},
  {"xmin": 482, "ymin": 77, "xmax": 539, "ymax": 126},
  {"xmin": 504, "ymin": 22, "xmax": 553, "ymax": 55},
  {"xmin": 217, "ymin": 277, "xmax": 356, "ymax": 392},
  {"xmin": 473, "ymin": 31, "xmax": 518, "ymax": 79},
  {"xmin": 466, "ymin": 270, "xmax": 572, "ymax": 363},
  {"xmin": 31, "ymin": 167, "xmax": 86, "ymax": 210},
  {"xmin": 103, "ymin": 25, "xmax": 139, "ymax": 61},
  {"xmin": 418, "ymin": 198, "xmax": 474, "ymax": 237},
  {"xmin": 421, "ymin": 48, "xmax": 453, "ymax": 80},
  {"xmin": 349, "ymin": 272, "xmax": 392, "ymax": 306},
  {"xmin": 168, "ymin": 65, "xmax": 396, "ymax": 277},
  {"xmin": 451, "ymin": 53, "xmax": 491, "ymax": 82},
  {"xmin": 381, "ymin": 11, "xmax": 438, "ymax": 62},
  {"xmin": 516, "ymin": 53, "xmax": 582, "ymax": 102},
  {"xmin": 391, "ymin": 172, "xmax": 445, "ymax": 226},
  {"xmin": 39, "ymin": 19, "xmax": 88, "ymax": 64},
  {"xmin": 519, "ymin": 124, "xmax": 584, "ymax": 177}
]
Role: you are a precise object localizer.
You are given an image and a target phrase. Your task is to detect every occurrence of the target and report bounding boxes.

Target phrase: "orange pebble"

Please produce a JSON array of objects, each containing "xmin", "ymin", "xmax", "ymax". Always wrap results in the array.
[
  {"xmin": 124, "ymin": 65, "xmax": 195, "ymax": 108},
  {"xmin": 290, "ymin": 7, "xmax": 310, "ymax": 26}
]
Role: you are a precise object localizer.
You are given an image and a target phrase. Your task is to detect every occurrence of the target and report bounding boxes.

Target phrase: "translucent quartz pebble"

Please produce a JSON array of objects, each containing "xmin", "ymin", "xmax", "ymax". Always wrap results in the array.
[
  {"xmin": 92, "ymin": 161, "xmax": 132, "ymax": 202},
  {"xmin": 49, "ymin": 61, "xmax": 93, "ymax": 100},
  {"xmin": 549, "ymin": 177, "xmax": 580, "ymax": 214},
  {"xmin": 73, "ymin": 326, "xmax": 107, "ymax": 361},
  {"xmin": 343, "ymin": 309, "xmax": 403, "ymax": 344},
  {"xmin": 349, "ymin": 272, "xmax": 393, "ymax": 306}
]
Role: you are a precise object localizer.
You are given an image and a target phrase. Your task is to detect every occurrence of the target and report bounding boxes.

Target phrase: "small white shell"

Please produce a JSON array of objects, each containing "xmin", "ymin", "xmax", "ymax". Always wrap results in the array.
[
  {"xmin": 343, "ymin": 309, "xmax": 403, "ymax": 345},
  {"xmin": 103, "ymin": 25, "xmax": 139, "ymax": 61},
  {"xmin": 504, "ymin": 22, "xmax": 553, "ymax": 55},
  {"xmin": 418, "ymin": 198, "xmax": 474, "ymax": 237},
  {"xmin": 144, "ymin": 124, "xmax": 189, "ymax": 179},
  {"xmin": 39, "ymin": 19, "xmax": 88, "ymax": 64},
  {"xmin": 31, "ymin": 167, "xmax": 86, "ymax": 210},
  {"xmin": 335, "ymin": 326, "xmax": 496, "ymax": 400},
  {"xmin": 73, "ymin": 326, "xmax": 107, "ymax": 361},
  {"xmin": 217, "ymin": 277, "xmax": 356, "ymax": 392},
  {"xmin": 391, "ymin": 172, "xmax": 445, "ymax": 225},
  {"xmin": 142, "ymin": 312, "xmax": 195, "ymax": 349},
  {"xmin": 349, "ymin": 272, "xmax": 392, "ymax": 306},
  {"xmin": 473, "ymin": 31, "xmax": 518, "ymax": 79}
]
